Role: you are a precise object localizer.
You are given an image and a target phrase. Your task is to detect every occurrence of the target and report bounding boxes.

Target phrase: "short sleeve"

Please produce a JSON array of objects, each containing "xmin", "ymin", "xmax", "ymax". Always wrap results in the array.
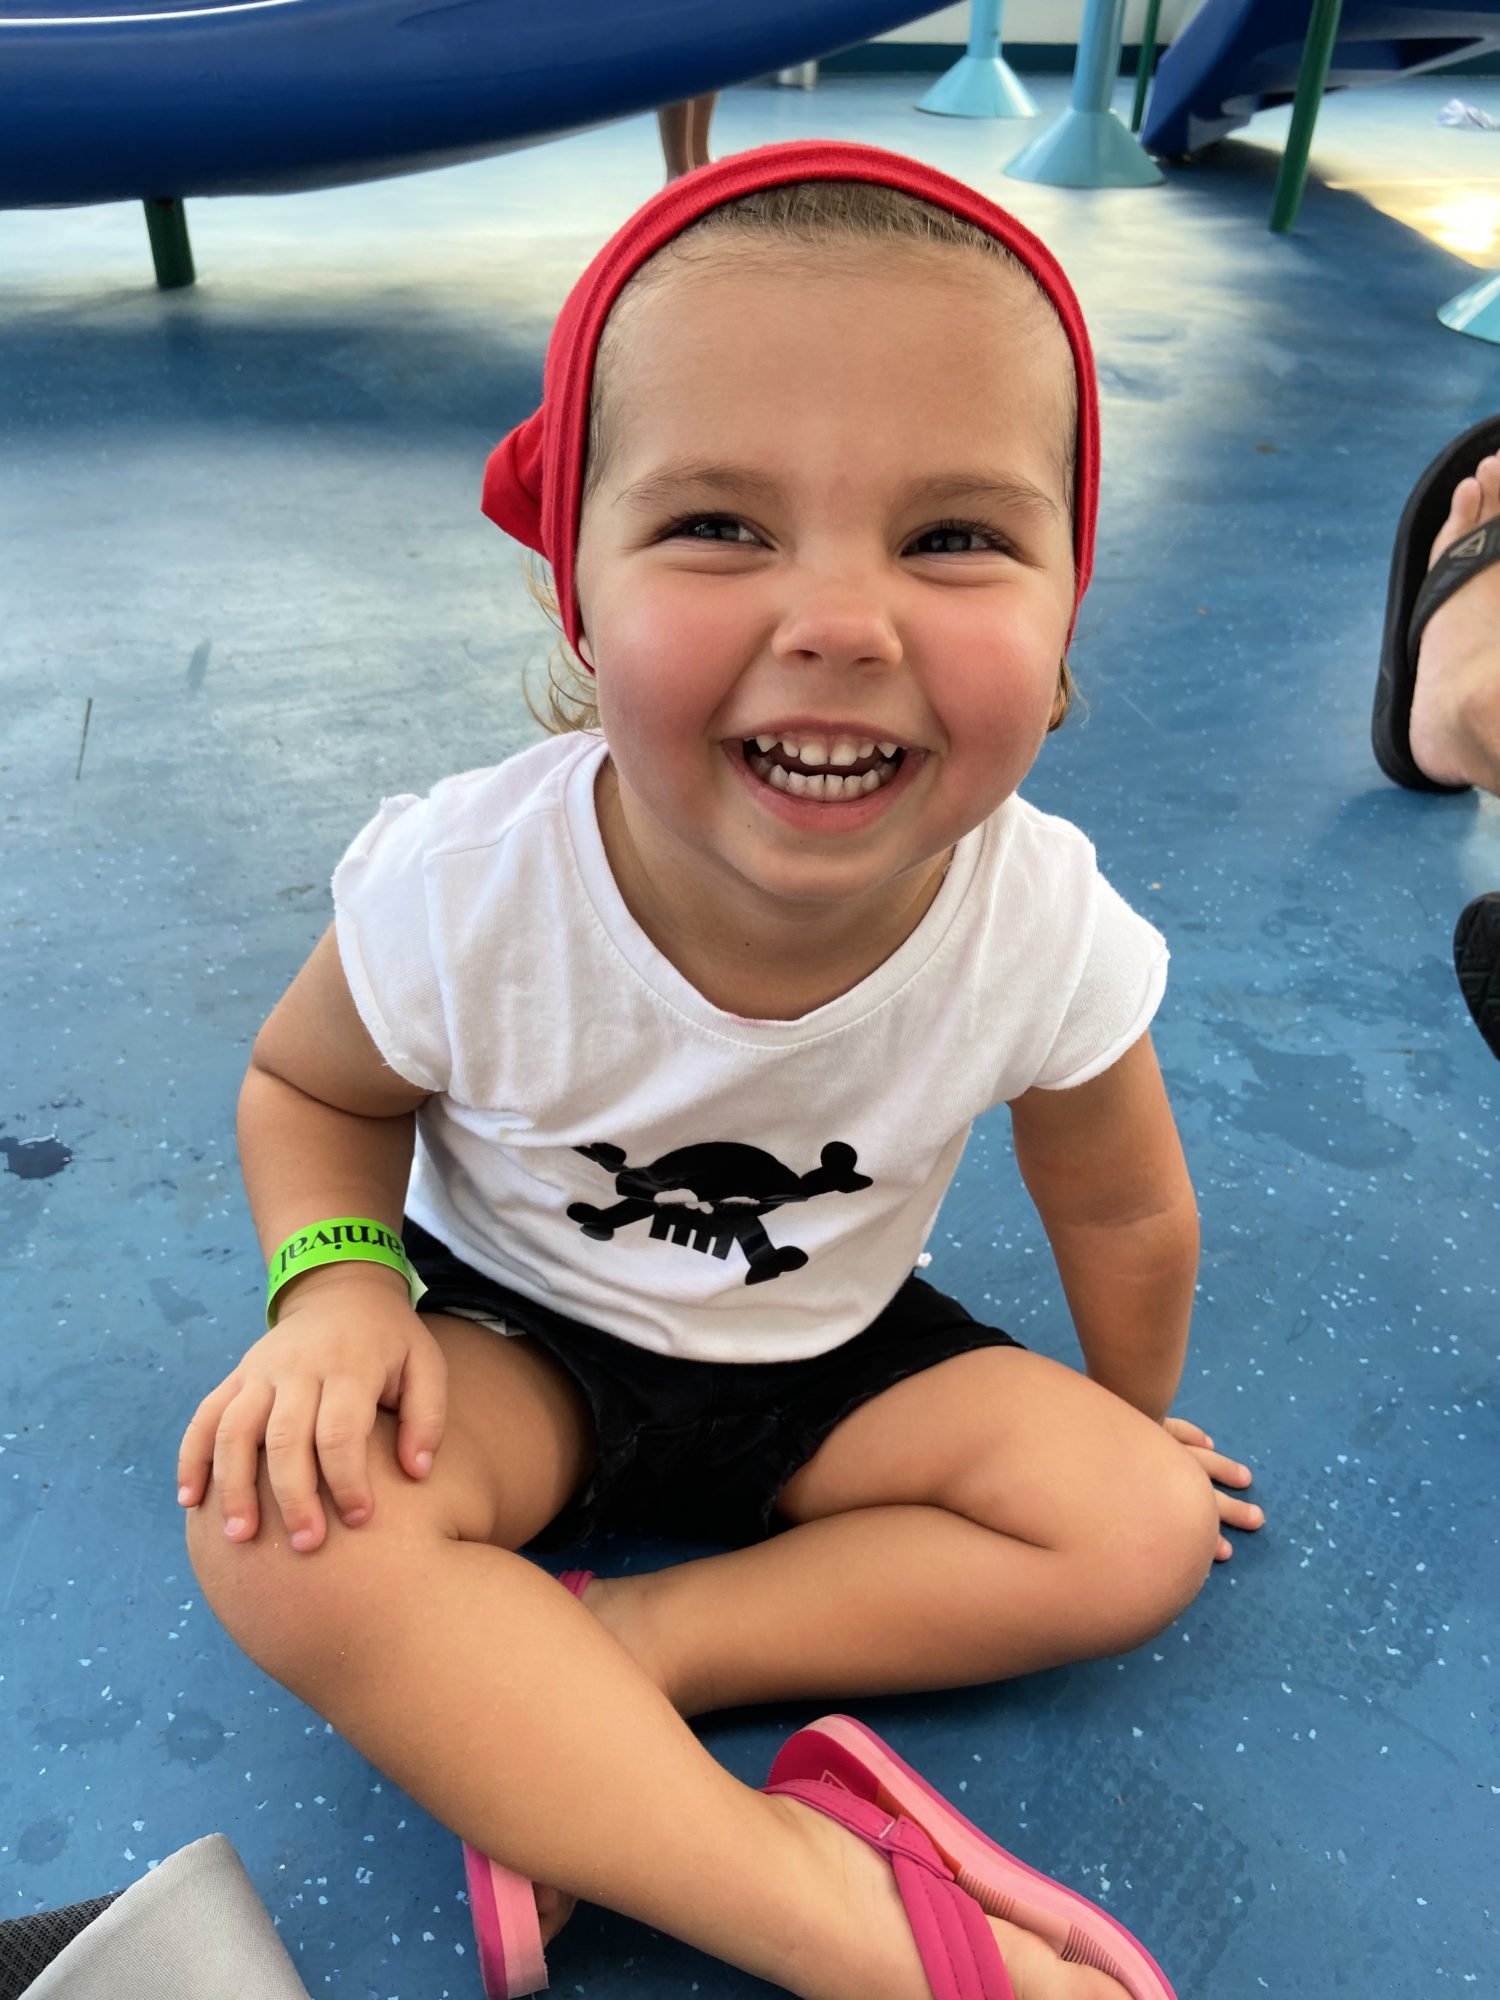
[
  {"xmin": 1031, "ymin": 874, "xmax": 1169, "ymax": 1091},
  {"xmin": 331, "ymin": 795, "xmax": 452, "ymax": 1094}
]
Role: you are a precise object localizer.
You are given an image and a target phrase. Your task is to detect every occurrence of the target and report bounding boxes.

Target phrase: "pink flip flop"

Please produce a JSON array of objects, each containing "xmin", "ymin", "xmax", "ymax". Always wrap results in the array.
[
  {"xmin": 768, "ymin": 1715, "xmax": 1177, "ymax": 2000},
  {"xmin": 763, "ymin": 1771, "xmax": 1014, "ymax": 1998},
  {"xmin": 463, "ymin": 1569, "xmax": 594, "ymax": 1998}
]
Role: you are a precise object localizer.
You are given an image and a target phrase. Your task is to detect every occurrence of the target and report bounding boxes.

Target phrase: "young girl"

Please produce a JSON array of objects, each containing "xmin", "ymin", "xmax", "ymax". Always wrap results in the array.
[{"xmin": 178, "ymin": 141, "xmax": 1263, "ymax": 2000}]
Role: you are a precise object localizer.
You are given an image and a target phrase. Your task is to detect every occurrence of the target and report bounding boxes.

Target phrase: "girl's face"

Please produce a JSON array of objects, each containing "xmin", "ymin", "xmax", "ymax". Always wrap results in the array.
[{"xmin": 573, "ymin": 242, "xmax": 1078, "ymax": 922}]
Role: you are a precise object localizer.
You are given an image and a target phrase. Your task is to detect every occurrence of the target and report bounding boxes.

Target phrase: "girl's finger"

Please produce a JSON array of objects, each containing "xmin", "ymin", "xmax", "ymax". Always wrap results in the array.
[
  {"xmin": 396, "ymin": 1337, "xmax": 448, "ymax": 1481},
  {"xmin": 1216, "ymin": 1491, "xmax": 1265, "ymax": 1534},
  {"xmin": 313, "ymin": 1376, "xmax": 378, "ymax": 1527},
  {"xmin": 177, "ymin": 1383, "xmax": 237, "ymax": 1505},
  {"xmin": 1214, "ymin": 1536, "xmax": 1233, "ymax": 1563},
  {"xmin": 211, "ymin": 1381, "xmax": 275, "ymax": 1542},
  {"xmin": 1193, "ymin": 1446, "xmax": 1253, "ymax": 1489},
  {"xmin": 1164, "ymin": 1416, "xmax": 1210, "ymax": 1447},
  {"xmin": 262, "ymin": 1377, "xmax": 328, "ymax": 1553}
]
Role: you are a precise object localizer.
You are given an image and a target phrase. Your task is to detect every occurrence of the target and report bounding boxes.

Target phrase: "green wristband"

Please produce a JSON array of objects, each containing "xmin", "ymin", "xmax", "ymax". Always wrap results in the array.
[{"xmin": 265, "ymin": 1218, "xmax": 427, "ymax": 1327}]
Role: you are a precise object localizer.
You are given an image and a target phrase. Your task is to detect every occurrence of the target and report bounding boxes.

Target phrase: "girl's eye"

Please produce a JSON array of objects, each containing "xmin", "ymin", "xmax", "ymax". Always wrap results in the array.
[
  {"xmin": 909, "ymin": 519, "xmax": 1012, "ymax": 557},
  {"xmin": 665, "ymin": 514, "xmax": 761, "ymax": 546}
]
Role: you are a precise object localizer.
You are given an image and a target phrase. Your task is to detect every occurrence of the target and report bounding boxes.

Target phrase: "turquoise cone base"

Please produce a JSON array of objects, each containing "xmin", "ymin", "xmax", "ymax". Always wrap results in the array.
[
  {"xmin": 1437, "ymin": 269, "xmax": 1500, "ymax": 347},
  {"xmin": 917, "ymin": 54, "xmax": 1037, "ymax": 119},
  {"xmin": 1004, "ymin": 106, "xmax": 1164, "ymax": 187}
]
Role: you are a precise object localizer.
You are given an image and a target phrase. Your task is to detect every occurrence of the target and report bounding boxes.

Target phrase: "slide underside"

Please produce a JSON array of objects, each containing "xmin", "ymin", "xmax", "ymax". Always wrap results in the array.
[
  {"xmin": 0, "ymin": 0, "xmax": 939, "ymax": 208},
  {"xmin": 1141, "ymin": 0, "xmax": 1500, "ymax": 158}
]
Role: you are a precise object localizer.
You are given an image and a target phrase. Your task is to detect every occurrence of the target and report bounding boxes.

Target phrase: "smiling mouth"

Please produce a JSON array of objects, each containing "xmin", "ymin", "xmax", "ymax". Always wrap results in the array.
[{"xmin": 741, "ymin": 731, "xmax": 906, "ymax": 801}]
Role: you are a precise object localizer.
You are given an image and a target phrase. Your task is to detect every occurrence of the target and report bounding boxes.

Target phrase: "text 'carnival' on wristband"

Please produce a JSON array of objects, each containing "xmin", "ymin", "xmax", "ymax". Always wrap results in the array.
[{"xmin": 265, "ymin": 1219, "xmax": 427, "ymax": 1327}]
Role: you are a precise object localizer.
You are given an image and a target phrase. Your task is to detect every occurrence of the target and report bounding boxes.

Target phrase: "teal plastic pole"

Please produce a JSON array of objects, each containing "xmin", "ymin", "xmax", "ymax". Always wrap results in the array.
[
  {"xmin": 969, "ymin": 0, "xmax": 1000, "ymax": 60},
  {"xmin": 917, "ymin": 0, "xmax": 1036, "ymax": 119},
  {"xmin": 143, "ymin": 197, "xmax": 195, "ymax": 288},
  {"xmin": 1005, "ymin": 0, "xmax": 1162, "ymax": 187},
  {"xmin": 1071, "ymin": 0, "xmax": 1126, "ymax": 112},
  {"xmin": 1131, "ymin": 0, "xmax": 1165, "ymax": 133},
  {"xmin": 1269, "ymin": 0, "xmax": 1345, "ymax": 233}
]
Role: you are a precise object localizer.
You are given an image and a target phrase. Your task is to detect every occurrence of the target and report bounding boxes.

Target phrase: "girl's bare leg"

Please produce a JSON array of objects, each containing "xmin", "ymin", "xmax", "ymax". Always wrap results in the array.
[
  {"xmin": 586, "ymin": 1348, "xmax": 1223, "ymax": 1720},
  {"xmin": 656, "ymin": 102, "xmax": 695, "ymax": 181},
  {"xmin": 689, "ymin": 92, "xmax": 717, "ymax": 169},
  {"xmin": 187, "ymin": 1319, "xmax": 1127, "ymax": 1999}
]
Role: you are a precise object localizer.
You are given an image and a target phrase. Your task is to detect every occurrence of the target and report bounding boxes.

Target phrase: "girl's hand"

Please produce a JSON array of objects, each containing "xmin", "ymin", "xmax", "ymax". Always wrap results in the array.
[
  {"xmin": 176, "ymin": 1267, "xmax": 447, "ymax": 1554},
  {"xmin": 1164, "ymin": 1416, "xmax": 1263, "ymax": 1562}
]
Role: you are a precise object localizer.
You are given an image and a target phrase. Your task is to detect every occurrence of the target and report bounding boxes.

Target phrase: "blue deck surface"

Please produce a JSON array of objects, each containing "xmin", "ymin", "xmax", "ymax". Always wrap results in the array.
[{"xmin": 2, "ymin": 74, "xmax": 1498, "ymax": 1998}]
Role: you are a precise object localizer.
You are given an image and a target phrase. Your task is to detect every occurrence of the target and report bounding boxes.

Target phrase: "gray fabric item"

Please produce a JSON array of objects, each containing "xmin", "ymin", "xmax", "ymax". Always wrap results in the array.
[
  {"xmin": 23, "ymin": 1835, "xmax": 312, "ymax": 2000},
  {"xmin": 0, "ymin": 1895, "xmax": 121, "ymax": 1997}
]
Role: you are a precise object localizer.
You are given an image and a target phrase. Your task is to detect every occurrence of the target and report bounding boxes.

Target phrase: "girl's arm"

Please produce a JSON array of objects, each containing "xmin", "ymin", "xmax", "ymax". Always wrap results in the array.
[
  {"xmin": 178, "ymin": 925, "xmax": 444, "ymax": 1552},
  {"xmin": 1008, "ymin": 1032, "xmax": 1197, "ymax": 1424},
  {"xmin": 239, "ymin": 923, "xmax": 427, "ymax": 1300}
]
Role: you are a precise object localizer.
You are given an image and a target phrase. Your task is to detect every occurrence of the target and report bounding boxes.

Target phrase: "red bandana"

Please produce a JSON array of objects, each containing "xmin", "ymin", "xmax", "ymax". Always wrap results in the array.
[{"xmin": 481, "ymin": 139, "xmax": 1099, "ymax": 658}]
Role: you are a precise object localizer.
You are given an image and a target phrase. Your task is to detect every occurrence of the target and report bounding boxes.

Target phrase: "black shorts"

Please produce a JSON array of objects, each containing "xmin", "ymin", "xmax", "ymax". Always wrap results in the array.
[{"xmin": 403, "ymin": 1217, "xmax": 1023, "ymax": 1552}]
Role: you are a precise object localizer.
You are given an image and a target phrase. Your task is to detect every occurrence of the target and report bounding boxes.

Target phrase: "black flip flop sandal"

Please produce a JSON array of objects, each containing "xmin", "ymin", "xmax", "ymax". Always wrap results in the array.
[
  {"xmin": 1454, "ymin": 893, "xmax": 1500, "ymax": 1060},
  {"xmin": 1371, "ymin": 412, "xmax": 1500, "ymax": 792}
]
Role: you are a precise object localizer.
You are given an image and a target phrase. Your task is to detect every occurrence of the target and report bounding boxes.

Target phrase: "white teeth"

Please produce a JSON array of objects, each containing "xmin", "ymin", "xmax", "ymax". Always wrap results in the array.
[
  {"xmin": 750, "ymin": 744, "xmax": 902, "ymax": 802},
  {"xmin": 749, "ymin": 732, "xmax": 904, "ymax": 769}
]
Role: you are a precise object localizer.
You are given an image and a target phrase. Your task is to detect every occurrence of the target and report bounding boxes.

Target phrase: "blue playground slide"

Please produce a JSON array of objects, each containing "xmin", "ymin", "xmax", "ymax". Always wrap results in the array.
[
  {"xmin": 1142, "ymin": 0, "xmax": 1500, "ymax": 158},
  {"xmin": 0, "ymin": 0, "xmax": 938, "ymax": 208}
]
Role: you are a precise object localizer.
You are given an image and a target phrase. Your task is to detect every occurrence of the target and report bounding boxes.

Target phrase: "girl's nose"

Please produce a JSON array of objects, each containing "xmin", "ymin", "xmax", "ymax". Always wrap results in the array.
[{"xmin": 769, "ymin": 577, "xmax": 903, "ymax": 672}]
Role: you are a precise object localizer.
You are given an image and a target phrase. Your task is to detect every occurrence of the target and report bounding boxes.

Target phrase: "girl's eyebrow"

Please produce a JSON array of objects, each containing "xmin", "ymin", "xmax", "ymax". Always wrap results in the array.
[{"xmin": 615, "ymin": 460, "xmax": 1062, "ymax": 522}]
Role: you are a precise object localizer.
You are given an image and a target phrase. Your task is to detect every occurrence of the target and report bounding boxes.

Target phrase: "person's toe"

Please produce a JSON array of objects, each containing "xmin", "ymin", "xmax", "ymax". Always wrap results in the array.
[
  {"xmin": 535, "ymin": 1884, "xmax": 577, "ymax": 1946},
  {"xmin": 1429, "ymin": 471, "xmax": 1483, "ymax": 569}
]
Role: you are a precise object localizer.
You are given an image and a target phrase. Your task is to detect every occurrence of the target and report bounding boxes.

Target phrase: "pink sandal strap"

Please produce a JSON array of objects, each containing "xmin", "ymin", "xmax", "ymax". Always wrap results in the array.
[
  {"xmin": 765, "ymin": 1777, "xmax": 1015, "ymax": 2000},
  {"xmin": 770, "ymin": 1716, "xmax": 1173, "ymax": 2000}
]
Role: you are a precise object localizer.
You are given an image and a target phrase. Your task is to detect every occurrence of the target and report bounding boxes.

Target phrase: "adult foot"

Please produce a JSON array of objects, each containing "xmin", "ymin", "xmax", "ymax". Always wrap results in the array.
[{"xmin": 1407, "ymin": 448, "xmax": 1500, "ymax": 793}]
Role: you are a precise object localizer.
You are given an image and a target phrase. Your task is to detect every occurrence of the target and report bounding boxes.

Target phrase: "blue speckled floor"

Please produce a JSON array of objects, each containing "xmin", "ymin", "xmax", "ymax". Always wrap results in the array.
[{"xmin": 3, "ymin": 71, "xmax": 1498, "ymax": 1999}]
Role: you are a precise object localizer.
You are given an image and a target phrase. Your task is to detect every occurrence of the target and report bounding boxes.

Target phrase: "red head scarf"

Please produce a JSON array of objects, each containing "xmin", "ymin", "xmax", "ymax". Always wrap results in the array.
[{"xmin": 481, "ymin": 139, "xmax": 1099, "ymax": 658}]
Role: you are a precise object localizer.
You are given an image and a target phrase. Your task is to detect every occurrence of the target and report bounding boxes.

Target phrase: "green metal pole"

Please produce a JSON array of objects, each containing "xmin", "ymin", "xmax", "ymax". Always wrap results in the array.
[
  {"xmin": 1130, "ymin": 0, "xmax": 1164, "ymax": 134},
  {"xmin": 143, "ymin": 197, "xmax": 196, "ymax": 288},
  {"xmin": 1269, "ymin": 0, "xmax": 1345, "ymax": 233}
]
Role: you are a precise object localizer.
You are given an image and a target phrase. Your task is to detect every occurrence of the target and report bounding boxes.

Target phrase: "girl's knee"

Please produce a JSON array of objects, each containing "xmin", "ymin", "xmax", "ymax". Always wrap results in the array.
[
  {"xmin": 1095, "ymin": 1438, "xmax": 1219, "ymax": 1646},
  {"xmin": 185, "ymin": 1435, "xmax": 457, "ymax": 1682}
]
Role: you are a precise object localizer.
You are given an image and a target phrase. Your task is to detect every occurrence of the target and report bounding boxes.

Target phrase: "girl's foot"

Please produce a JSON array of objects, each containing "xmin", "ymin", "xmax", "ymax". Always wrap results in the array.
[
  {"xmin": 775, "ymin": 1793, "xmax": 1136, "ymax": 2000},
  {"xmin": 990, "ymin": 1920, "xmax": 1133, "ymax": 2000},
  {"xmin": 533, "ymin": 1880, "xmax": 576, "ymax": 1947},
  {"xmin": 1407, "ymin": 449, "xmax": 1500, "ymax": 793}
]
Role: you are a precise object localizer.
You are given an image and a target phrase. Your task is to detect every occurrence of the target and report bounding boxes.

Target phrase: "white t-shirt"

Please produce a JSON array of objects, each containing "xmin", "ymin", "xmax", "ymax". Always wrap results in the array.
[{"xmin": 333, "ymin": 733, "xmax": 1167, "ymax": 1364}]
